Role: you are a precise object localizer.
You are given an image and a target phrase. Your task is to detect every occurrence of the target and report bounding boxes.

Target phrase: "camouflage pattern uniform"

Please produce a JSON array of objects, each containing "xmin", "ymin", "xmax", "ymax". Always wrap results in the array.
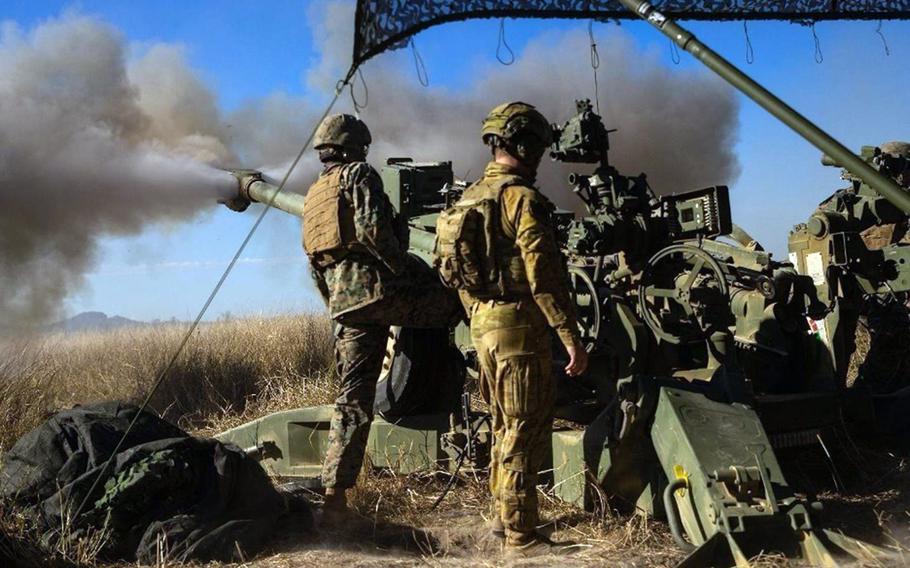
[
  {"xmin": 856, "ymin": 142, "xmax": 910, "ymax": 392},
  {"xmin": 304, "ymin": 115, "xmax": 459, "ymax": 490},
  {"xmin": 461, "ymin": 159, "xmax": 581, "ymax": 546}
]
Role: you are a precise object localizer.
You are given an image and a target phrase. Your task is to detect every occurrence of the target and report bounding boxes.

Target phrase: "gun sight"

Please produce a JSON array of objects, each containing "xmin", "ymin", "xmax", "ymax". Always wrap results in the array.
[{"xmin": 550, "ymin": 99, "xmax": 612, "ymax": 165}]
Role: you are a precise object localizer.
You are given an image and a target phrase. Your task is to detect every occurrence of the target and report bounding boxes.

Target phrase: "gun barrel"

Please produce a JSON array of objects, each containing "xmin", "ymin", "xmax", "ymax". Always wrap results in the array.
[
  {"xmin": 246, "ymin": 178, "xmax": 306, "ymax": 217},
  {"xmin": 618, "ymin": 0, "xmax": 910, "ymax": 215},
  {"xmin": 230, "ymin": 170, "xmax": 306, "ymax": 218}
]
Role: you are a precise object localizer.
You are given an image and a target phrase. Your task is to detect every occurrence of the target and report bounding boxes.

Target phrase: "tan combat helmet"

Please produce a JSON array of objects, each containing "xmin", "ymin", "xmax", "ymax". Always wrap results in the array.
[
  {"xmin": 880, "ymin": 141, "xmax": 910, "ymax": 159},
  {"xmin": 481, "ymin": 102, "xmax": 553, "ymax": 154},
  {"xmin": 314, "ymin": 113, "xmax": 372, "ymax": 151}
]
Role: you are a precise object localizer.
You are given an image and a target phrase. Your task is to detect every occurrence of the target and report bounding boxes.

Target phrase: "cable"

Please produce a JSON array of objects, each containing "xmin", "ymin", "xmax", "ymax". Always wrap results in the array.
[
  {"xmin": 350, "ymin": 67, "xmax": 369, "ymax": 113},
  {"xmin": 669, "ymin": 38, "xmax": 681, "ymax": 65},
  {"xmin": 875, "ymin": 21, "xmax": 891, "ymax": 57},
  {"xmin": 72, "ymin": 66, "xmax": 358, "ymax": 520},
  {"xmin": 430, "ymin": 414, "xmax": 488, "ymax": 510},
  {"xmin": 743, "ymin": 21, "xmax": 754, "ymax": 65},
  {"xmin": 811, "ymin": 22, "xmax": 824, "ymax": 64},
  {"xmin": 588, "ymin": 20, "xmax": 602, "ymax": 115},
  {"xmin": 496, "ymin": 18, "xmax": 515, "ymax": 65},
  {"xmin": 410, "ymin": 37, "xmax": 429, "ymax": 86}
]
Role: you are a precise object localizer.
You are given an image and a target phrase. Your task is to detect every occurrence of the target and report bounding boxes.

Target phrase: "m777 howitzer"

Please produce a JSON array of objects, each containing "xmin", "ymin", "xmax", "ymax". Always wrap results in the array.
[
  {"xmin": 217, "ymin": 102, "xmax": 905, "ymax": 567},
  {"xmin": 789, "ymin": 147, "xmax": 910, "ymax": 392}
]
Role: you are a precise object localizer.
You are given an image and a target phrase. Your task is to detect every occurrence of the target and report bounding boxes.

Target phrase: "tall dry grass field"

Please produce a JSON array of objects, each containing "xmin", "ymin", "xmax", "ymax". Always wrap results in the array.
[
  {"xmin": 1, "ymin": 314, "xmax": 905, "ymax": 568},
  {"xmin": 0, "ymin": 313, "xmax": 335, "ymax": 453},
  {"xmin": 0, "ymin": 314, "xmax": 336, "ymax": 566}
]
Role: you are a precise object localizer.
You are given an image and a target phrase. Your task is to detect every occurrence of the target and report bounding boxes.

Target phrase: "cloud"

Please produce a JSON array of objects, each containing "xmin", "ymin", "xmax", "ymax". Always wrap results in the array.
[
  {"xmin": 0, "ymin": 15, "xmax": 241, "ymax": 326},
  {"xmin": 0, "ymin": 4, "xmax": 739, "ymax": 327}
]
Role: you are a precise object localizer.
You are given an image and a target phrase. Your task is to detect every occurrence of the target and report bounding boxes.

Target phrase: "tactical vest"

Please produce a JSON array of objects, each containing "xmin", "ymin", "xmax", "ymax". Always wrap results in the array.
[
  {"xmin": 302, "ymin": 165, "xmax": 357, "ymax": 261},
  {"xmin": 434, "ymin": 175, "xmax": 532, "ymax": 299}
]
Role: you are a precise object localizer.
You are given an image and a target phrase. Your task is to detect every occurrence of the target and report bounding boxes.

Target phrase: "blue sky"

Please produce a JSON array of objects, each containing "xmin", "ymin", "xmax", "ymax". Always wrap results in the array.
[{"xmin": 3, "ymin": 1, "xmax": 909, "ymax": 321}]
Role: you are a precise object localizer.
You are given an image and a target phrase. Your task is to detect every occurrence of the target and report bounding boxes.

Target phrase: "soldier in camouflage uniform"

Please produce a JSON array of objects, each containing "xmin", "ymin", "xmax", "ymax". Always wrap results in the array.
[
  {"xmin": 302, "ymin": 114, "xmax": 459, "ymax": 518},
  {"xmin": 855, "ymin": 141, "xmax": 910, "ymax": 392},
  {"xmin": 452, "ymin": 102, "xmax": 588, "ymax": 553}
]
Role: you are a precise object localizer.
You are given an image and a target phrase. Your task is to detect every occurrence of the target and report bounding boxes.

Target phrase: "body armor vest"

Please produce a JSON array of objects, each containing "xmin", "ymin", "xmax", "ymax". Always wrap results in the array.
[
  {"xmin": 302, "ymin": 165, "xmax": 357, "ymax": 261},
  {"xmin": 435, "ymin": 175, "xmax": 532, "ymax": 299}
]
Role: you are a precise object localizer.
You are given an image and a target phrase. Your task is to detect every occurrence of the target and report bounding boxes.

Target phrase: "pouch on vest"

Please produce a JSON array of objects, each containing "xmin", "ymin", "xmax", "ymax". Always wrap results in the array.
[
  {"xmin": 302, "ymin": 166, "xmax": 354, "ymax": 257},
  {"xmin": 434, "ymin": 197, "xmax": 501, "ymax": 295}
]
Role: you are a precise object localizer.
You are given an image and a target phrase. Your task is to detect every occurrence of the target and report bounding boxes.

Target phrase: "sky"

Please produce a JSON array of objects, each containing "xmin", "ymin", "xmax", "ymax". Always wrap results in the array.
[{"xmin": 2, "ymin": 1, "xmax": 908, "ymax": 323}]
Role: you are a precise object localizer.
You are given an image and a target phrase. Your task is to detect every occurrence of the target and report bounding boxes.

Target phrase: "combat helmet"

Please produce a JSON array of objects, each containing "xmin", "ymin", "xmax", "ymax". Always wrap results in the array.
[
  {"xmin": 481, "ymin": 102, "xmax": 553, "ymax": 161},
  {"xmin": 314, "ymin": 113, "xmax": 372, "ymax": 151}
]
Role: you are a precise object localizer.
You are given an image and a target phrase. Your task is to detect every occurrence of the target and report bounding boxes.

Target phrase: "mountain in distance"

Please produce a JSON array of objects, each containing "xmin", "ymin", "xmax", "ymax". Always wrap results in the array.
[{"xmin": 50, "ymin": 311, "xmax": 147, "ymax": 333}]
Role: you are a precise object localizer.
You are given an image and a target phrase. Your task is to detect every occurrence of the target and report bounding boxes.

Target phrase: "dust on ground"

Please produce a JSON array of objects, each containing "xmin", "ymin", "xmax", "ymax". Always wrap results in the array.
[{"xmin": 3, "ymin": 316, "xmax": 910, "ymax": 567}]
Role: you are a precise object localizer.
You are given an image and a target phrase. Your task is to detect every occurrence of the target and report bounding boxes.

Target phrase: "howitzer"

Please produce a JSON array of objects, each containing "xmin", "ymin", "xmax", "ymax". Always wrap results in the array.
[
  {"xmin": 217, "ymin": 102, "xmax": 901, "ymax": 567},
  {"xmin": 789, "ymin": 148, "xmax": 910, "ymax": 388}
]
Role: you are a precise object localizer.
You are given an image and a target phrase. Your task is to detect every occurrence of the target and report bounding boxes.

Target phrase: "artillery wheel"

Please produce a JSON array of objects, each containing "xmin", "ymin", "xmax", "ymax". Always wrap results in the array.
[
  {"xmin": 638, "ymin": 244, "xmax": 730, "ymax": 345},
  {"xmin": 568, "ymin": 265, "xmax": 602, "ymax": 345},
  {"xmin": 374, "ymin": 326, "xmax": 465, "ymax": 417}
]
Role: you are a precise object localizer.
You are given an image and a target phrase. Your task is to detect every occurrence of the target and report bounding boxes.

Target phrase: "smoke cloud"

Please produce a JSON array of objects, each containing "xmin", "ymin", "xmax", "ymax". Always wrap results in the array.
[
  {"xmin": 0, "ymin": 16, "xmax": 238, "ymax": 326},
  {"xmin": 307, "ymin": 2, "xmax": 740, "ymax": 206},
  {"xmin": 0, "ymin": 4, "xmax": 739, "ymax": 327}
]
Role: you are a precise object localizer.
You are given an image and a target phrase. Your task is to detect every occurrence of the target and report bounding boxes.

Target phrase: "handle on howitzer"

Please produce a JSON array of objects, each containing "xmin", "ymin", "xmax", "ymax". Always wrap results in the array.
[
  {"xmin": 663, "ymin": 477, "xmax": 696, "ymax": 552},
  {"xmin": 617, "ymin": 0, "xmax": 910, "ymax": 215}
]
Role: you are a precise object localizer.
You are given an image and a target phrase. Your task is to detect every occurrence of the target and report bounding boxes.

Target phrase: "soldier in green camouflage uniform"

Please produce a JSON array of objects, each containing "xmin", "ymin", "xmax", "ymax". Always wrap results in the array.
[
  {"xmin": 302, "ymin": 114, "xmax": 459, "ymax": 516},
  {"xmin": 855, "ymin": 141, "xmax": 910, "ymax": 392},
  {"xmin": 447, "ymin": 102, "xmax": 588, "ymax": 553}
]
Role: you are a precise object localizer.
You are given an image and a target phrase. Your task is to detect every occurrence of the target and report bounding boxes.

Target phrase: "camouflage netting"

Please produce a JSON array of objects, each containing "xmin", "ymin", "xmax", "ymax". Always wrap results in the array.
[{"xmin": 353, "ymin": 0, "xmax": 910, "ymax": 65}]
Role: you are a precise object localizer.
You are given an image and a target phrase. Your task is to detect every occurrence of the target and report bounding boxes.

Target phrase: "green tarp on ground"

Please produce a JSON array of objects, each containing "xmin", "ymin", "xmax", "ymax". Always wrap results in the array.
[{"xmin": 0, "ymin": 401, "xmax": 298, "ymax": 564}]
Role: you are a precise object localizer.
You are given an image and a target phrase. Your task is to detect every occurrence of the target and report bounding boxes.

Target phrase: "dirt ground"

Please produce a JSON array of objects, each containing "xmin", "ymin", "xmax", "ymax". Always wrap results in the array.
[
  {"xmin": 3, "ymin": 319, "xmax": 910, "ymax": 567},
  {"xmin": 229, "ymin": 445, "xmax": 910, "ymax": 568},
  {"xmin": 242, "ymin": 483, "xmax": 686, "ymax": 568}
]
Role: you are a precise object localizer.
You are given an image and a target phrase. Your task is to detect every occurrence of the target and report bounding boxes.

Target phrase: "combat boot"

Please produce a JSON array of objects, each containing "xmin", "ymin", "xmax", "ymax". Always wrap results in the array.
[
  {"xmin": 320, "ymin": 489, "xmax": 350, "ymax": 527},
  {"xmin": 505, "ymin": 533, "xmax": 576, "ymax": 558},
  {"xmin": 490, "ymin": 516, "xmax": 505, "ymax": 539}
]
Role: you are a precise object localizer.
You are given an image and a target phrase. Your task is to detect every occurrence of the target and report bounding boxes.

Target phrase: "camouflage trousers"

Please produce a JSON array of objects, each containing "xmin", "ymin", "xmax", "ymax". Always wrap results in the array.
[
  {"xmin": 321, "ymin": 321, "xmax": 388, "ymax": 489},
  {"xmin": 857, "ymin": 296, "xmax": 910, "ymax": 393},
  {"xmin": 471, "ymin": 299, "xmax": 555, "ymax": 546},
  {"xmin": 321, "ymin": 284, "xmax": 462, "ymax": 489}
]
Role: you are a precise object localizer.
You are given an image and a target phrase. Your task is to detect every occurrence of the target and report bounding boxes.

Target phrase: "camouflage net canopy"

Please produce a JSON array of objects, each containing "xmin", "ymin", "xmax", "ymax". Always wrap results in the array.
[{"xmin": 353, "ymin": 0, "xmax": 910, "ymax": 65}]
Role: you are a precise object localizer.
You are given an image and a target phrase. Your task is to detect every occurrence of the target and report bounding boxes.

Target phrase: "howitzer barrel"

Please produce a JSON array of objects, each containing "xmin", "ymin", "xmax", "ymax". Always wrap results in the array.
[
  {"xmin": 227, "ymin": 169, "xmax": 307, "ymax": 218},
  {"xmin": 618, "ymin": 0, "xmax": 910, "ymax": 215},
  {"xmin": 247, "ymin": 178, "xmax": 306, "ymax": 217}
]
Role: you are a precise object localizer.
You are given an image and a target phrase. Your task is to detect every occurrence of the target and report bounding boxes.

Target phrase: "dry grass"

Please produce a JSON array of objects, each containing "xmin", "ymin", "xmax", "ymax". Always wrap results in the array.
[
  {"xmin": 262, "ymin": 464, "xmax": 685, "ymax": 568},
  {"xmin": 1, "ymin": 314, "xmax": 908, "ymax": 567},
  {"xmin": 0, "ymin": 314, "xmax": 334, "ymax": 452},
  {"xmin": 0, "ymin": 314, "xmax": 334, "ymax": 567}
]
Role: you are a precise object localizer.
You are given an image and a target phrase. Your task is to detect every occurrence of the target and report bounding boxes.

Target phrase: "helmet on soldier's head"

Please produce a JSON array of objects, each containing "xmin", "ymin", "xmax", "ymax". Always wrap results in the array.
[
  {"xmin": 481, "ymin": 102, "xmax": 553, "ymax": 159},
  {"xmin": 880, "ymin": 141, "xmax": 910, "ymax": 159},
  {"xmin": 314, "ymin": 114, "xmax": 372, "ymax": 151}
]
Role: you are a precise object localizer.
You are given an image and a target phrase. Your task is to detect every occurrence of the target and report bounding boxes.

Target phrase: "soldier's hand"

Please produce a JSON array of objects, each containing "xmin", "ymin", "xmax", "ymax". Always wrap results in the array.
[{"xmin": 564, "ymin": 344, "xmax": 589, "ymax": 377}]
